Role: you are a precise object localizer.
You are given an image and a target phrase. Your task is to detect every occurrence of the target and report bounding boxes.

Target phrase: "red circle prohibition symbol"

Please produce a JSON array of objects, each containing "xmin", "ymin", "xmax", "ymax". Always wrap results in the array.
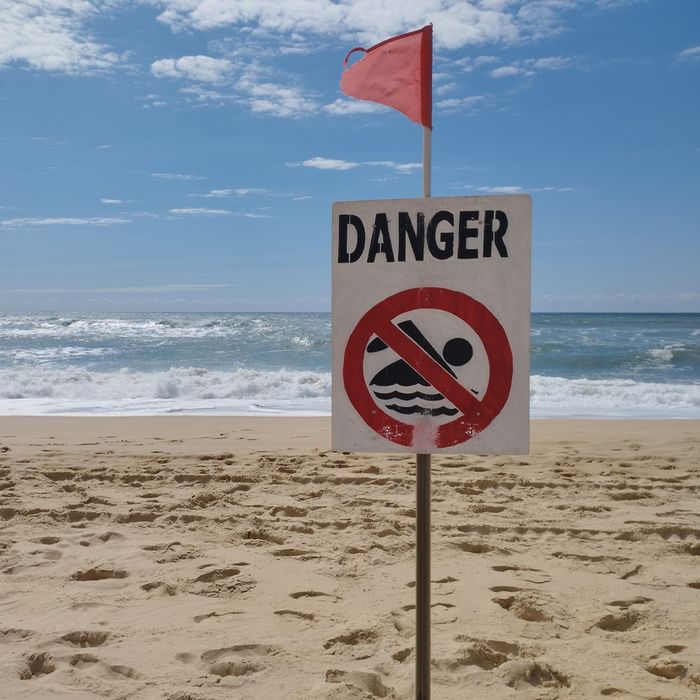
[{"xmin": 343, "ymin": 287, "xmax": 513, "ymax": 448}]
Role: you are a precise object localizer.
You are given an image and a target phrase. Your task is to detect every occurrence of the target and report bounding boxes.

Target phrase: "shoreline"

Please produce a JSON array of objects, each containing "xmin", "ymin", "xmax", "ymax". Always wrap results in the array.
[{"xmin": 1, "ymin": 415, "xmax": 698, "ymax": 451}]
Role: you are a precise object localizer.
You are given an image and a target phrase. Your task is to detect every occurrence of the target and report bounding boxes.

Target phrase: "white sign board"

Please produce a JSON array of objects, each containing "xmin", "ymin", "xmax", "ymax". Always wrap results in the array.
[{"xmin": 332, "ymin": 195, "xmax": 531, "ymax": 454}]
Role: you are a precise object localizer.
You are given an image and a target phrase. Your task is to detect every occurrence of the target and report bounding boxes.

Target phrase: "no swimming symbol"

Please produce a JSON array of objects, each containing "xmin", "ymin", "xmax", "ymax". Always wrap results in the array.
[{"xmin": 343, "ymin": 288, "xmax": 513, "ymax": 449}]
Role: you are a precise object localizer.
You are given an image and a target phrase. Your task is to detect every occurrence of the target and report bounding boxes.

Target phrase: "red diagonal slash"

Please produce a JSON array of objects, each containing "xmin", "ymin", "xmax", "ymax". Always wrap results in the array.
[{"xmin": 372, "ymin": 317, "xmax": 483, "ymax": 418}]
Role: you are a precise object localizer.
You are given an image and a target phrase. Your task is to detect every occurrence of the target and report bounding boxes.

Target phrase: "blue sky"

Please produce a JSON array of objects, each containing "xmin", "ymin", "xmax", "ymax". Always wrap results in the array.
[{"xmin": 0, "ymin": 0, "xmax": 698, "ymax": 313}]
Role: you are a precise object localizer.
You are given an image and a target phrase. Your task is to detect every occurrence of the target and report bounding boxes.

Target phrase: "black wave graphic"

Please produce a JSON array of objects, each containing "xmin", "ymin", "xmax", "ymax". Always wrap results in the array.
[
  {"xmin": 370, "ymin": 359, "xmax": 428, "ymax": 387},
  {"xmin": 385, "ymin": 404, "xmax": 459, "ymax": 417},
  {"xmin": 373, "ymin": 390, "xmax": 445, "ymax": 402}
]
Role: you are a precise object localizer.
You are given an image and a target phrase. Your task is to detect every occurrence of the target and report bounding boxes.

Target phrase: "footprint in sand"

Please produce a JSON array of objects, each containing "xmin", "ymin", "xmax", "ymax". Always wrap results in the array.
[
  {"xmin": 60, "ymin": 630, "xmax": 111, "ymax": 647},
  {"xmin": 273, "ymin": 609, "xmax": 315, "ymax": 621},
  {"xmin": 325, "ymin": 669, "xmax": 393, "ymax": 698},
  {"xmin": 392, "ymin": 648, "xmax": 412, "ymax": 663},
  {"xmin": 243, "ymin": 529, "xmax": 285, "ymax": 545},
  {"xmin": 323, "ymin": 628, "xmax": 379, "ymax": 659},
  {"xmin": 289, "ymin": 590, "xmax": 339, "ymax": 602},
  {"xmin": 69, "ymin": 654, "xmax": 140, "ymax": 679},
  {"xmin": 1, "ymin": 629, "xmax": 33, "ymax": 643},
  {"xmin": 452, "ymin": 540, "xmax": 502, "ymax": 554},
  {"xmin": 401, "ymin": 602, "xmax": 457, "ymax": 625},
  {"xmin": 189, "ymin": 563, "xmax": 256, "ymax": 597},
  {"xmin": 194, "ymin": 566, "xmax": 241, "ymax": 582},
  {"xmin": 141, "ymin": 581, "xmax": 177, "ymax": 596},
  {"xmin": 270, "ymin": 505, "xmax": 308, "ymax": 518},
  {"xmin": 677, "ymin": 542, "xmax": 700, "ymax": 556},
  {"xmin": 201, "ymin": 644, "xmax": 278, "ymax": 678},
  {"xmin": 645, "ymin": 645, "xmax": 699, "ymax": 686},
  {"xmin": 496, "ymin": 659, "xmax": 570, "ymax": 690},
  {"xmin": 492, "ymin": 591, "xmax": 564, "ymax": 624},
  {"xmin": 492, "ymin": 563, "xmax": 552, "ymax": 584},
  {"xmin": 71, "ymin": 567, "xmax": 128, "ymax": 581},
  {"xmin": 405, "ymin": 574, "xmax": 458, "ymax": 596},
  {"xmin": 141, "ymin": 541, "xmax": 197, "ymax": 564},
  {"xmin": 193, "ymin": 610, "xmax": 243, "ymax": 623},
  {"xmin": 18, "ymin": 652, "xmax": 55, "ymax": 679},
  {"xmin": 605, "ymin": 596, "xmax": 652, "ymax": 610},
  {"xmin": 490, "ymin": 585, "xmax": 522, "ymax": 593},
  {"xmin": 271, "ymin": 547, "xmax": 318, "ymax": 559},
  {"xmin": 590, "ymin": 609, "xmax": 644, "ymax": 633},
  {"xmin": 33, "ymin": 536, "xmax": 61, "ymax": 545},
  {"xmin": 437, "ymin": 638, "xmax": 524, "ymax": 672}
]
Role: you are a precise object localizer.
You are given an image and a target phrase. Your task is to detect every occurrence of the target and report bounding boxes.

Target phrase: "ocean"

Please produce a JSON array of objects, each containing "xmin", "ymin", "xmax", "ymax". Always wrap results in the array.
[{"xmin": 0, "ymin": 312, "xmax": 698, "ymax": 418}]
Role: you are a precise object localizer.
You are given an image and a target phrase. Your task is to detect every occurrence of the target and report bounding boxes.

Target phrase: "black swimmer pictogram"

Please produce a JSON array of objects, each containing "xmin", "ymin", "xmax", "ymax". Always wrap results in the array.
[{"xmin": 367, "ymin": 320, "xmax": 476, "ymax": 418}]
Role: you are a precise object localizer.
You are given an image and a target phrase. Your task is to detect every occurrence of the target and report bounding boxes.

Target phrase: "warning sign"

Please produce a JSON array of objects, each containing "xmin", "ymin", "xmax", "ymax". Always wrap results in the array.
[{"xmin": 332, "ymin": 196, "xmax": 531, "ymax": 454}]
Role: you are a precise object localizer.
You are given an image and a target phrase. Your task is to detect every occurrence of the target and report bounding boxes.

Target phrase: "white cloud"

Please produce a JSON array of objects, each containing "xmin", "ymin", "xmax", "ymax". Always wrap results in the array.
[
  {"xmin": 468, "ymin": 184, "xmax": 574, "ymax": 194},
  {"xmin": 296, "ymin": 157, "xmax": 420, "ymax": 173},
  {"xmin": 149, "ymin": 0, "xmax": 530, "ymax": 49},
  {"xmin": 129, "ymin": 211, "xmax": 162, "ymax": 219},
  {"xmin": 179, "ymin": 84, "xmax": 233, "ymax": 102},
  {"xmin": 435, "ymin": 82, "xmax": 458, "ymax": 96},
  {"xmin": 233, "ymin": 187, "xmax": 269, "ymax": 195},
  {"xmin": 0, "ymin": 216, "xmax": 129, "ymax": 227},
  {"xmin": 100, "ymin": 198, "xmax": 124, "ymax": 204},
  {"xmin": 193, "ymin": 188, "xmax": 269, "ymax": 198},
  {"xmin": 677, "ymin": 46, "xmax": 700, "ymax": 61},
  {"xmin": 148, "ymin": 47, "xmax": 318, "ymax": 116},
  {"xmin": 0, "ymin": 0, "xmax": 121, "ymax": 74},
  {"xmin": 365, "ymin": 160, "xmax": 421, "ymax": 173},
  {"xmin": 475, "ymin": 55, "xmax": 499, "ymax": 66},
  {"xmin": 531, "ymin": 56, "xmax": 570, "ymax": 70},
  {"xmin": 142, "ymin": 93, "xmax": 167, "ymax": 108},
  {"xmin": 241, "ymin": 79, "xmax": 318, "ymax": 118},
  {"xmin": 476, "ymin": 186, "xmax": 524, "ymax": 194},
  {"xmin": 151, "ymin": 172, "xmax": 205, "ymax": 181},
  {"xmin": 151, "ymin": 55, "xmax": 233, "ymax": 83},
  {"xmin": 148, "ymin": 0, "xmax": 613, "ymax": 53},
  {"xmin": 490, "ymin": 56, "xmax": 571, "ymax": 78},
  {"xmin": 490, "ymin": 65, "xmax": 524, "ymax": 78},
  {"xmin": 323, "ymin": 98, "xmax": 387, "ymax": 116},
  {"xmin": 196, "ymin": 189, "xmax": 233, "ymax": 198},
  {"xmin": 436, "ymin": 95, "xmax": 486, "ymax": 112},
  {"xmin": 169, "ymin": 208, "xmax": 231, "ymax": 215},
  {"xmin": 301, "ymin": 157, "xmax": 359, "ymax": 171}
]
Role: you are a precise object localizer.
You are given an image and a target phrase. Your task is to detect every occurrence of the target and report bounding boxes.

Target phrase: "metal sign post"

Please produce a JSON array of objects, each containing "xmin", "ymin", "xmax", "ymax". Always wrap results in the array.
[
  {"xmin": 416, "ymin": 126, "xmax": 432, "ymax": 699},
  {"xmin": 415, "ymin": 452, "xmax": 431, "ymax": 698}
]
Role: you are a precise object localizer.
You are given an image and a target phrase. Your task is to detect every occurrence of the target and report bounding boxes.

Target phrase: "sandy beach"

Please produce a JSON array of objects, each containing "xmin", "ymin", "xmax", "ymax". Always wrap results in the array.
[{"xmin": 0, "ymin": 417, "xmax": 698, "ymax": 699}]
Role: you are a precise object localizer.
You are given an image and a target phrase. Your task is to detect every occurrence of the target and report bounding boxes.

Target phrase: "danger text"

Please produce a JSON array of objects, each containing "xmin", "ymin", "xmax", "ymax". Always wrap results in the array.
[{"xmin": 337, "ymin": 210, "xmax": 509, "ymax": 264}]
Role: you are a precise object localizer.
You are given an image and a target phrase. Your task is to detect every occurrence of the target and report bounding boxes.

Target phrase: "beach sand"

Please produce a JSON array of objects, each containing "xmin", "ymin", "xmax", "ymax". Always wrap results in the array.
[{"xmin": 0, "ymin": 417, "xmax": 698, "ymax": 699}]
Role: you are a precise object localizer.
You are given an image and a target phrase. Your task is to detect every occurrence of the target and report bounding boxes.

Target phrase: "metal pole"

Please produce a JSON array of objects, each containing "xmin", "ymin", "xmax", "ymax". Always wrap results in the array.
[
  {"xmin": 415, "ymin": 452, "xmax": 431, "ymax": 699},
  {"xmin": 416, "ymin": 125, "xmax": 432, "ymax": 699},
  {"xmin": 422, "ymin": 127, "xmax": 432, "ymax": 198}
]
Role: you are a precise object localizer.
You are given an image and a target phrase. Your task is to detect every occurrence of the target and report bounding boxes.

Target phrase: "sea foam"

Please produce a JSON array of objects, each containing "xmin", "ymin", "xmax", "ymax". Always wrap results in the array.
[{"xmin": 0, "ymin": 366, "xmax": 697, "ymax": 417}]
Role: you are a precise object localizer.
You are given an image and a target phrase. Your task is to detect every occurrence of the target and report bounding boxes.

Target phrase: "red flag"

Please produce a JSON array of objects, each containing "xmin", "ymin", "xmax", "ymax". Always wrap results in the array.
[{"xmin": 340, "ymin": 25, "xmax": 432, "ymax": 129}]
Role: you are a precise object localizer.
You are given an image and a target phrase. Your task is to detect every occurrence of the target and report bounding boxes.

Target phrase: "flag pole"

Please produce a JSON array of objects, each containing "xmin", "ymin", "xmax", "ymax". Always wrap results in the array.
[
  {"xmin": 422, "ymin": 126, "xmax": 431, "ymax": 198},
  {"xmin": 416, "ymin": 123, "xmax": 432, "ymax": 700}
]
